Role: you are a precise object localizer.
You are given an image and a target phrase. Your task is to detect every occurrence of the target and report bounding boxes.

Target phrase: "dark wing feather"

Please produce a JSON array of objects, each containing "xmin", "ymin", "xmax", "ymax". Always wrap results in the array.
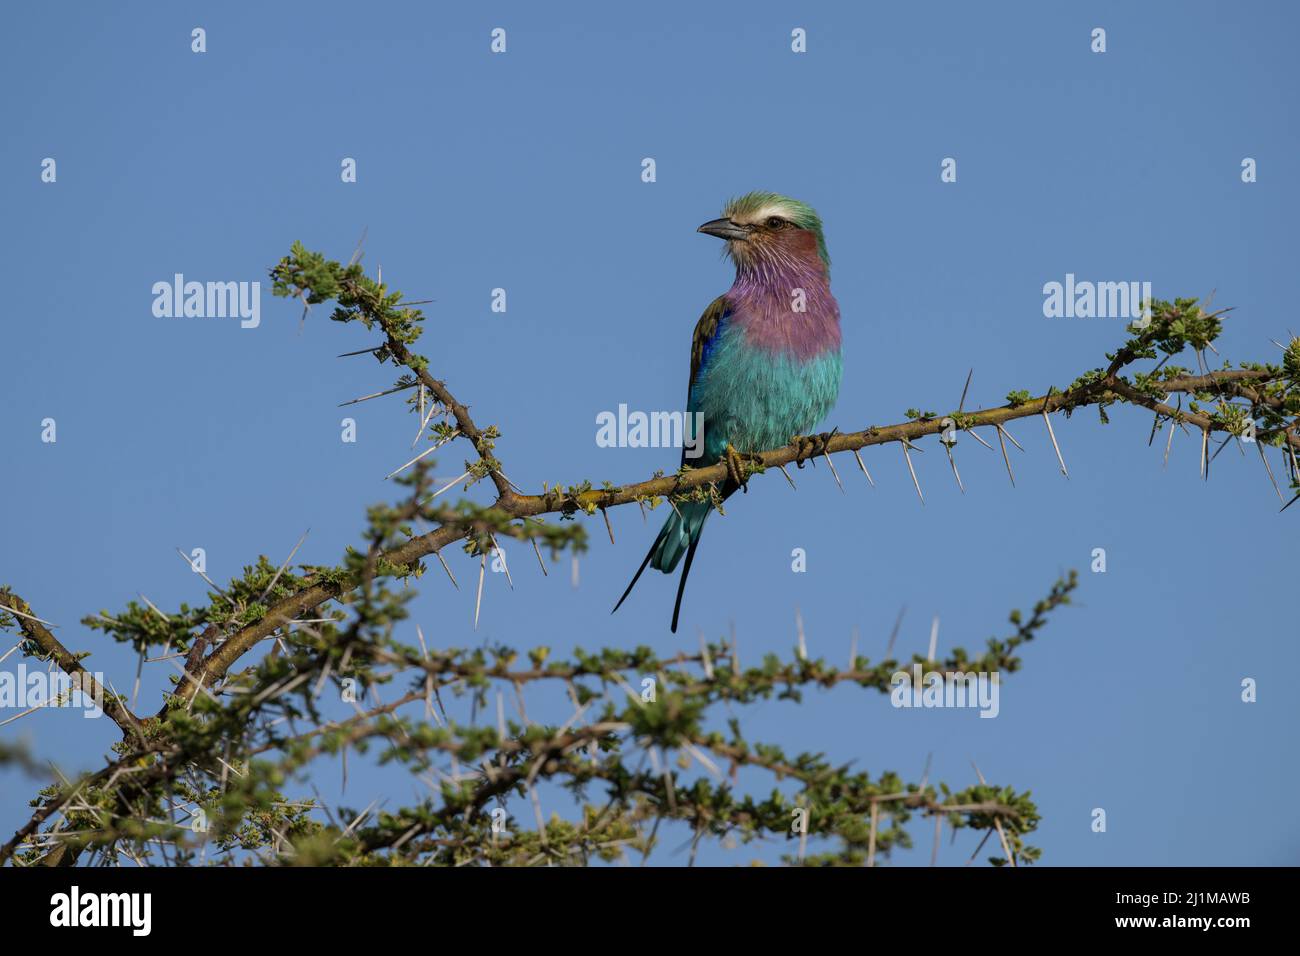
[{"xmin": 683, "ymin": 295, "xmax": 729, "ymax": 467}]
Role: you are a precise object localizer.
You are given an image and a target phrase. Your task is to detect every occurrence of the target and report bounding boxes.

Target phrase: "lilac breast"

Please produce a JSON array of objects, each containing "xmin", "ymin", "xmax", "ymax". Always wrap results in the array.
[{"xmin": 726, "ymin": 276, "xmax": 841, "ymax": 362}]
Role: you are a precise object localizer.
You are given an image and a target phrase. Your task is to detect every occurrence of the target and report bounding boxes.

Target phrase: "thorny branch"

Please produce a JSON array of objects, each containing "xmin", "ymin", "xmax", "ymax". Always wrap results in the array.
[{"xmin": 2, "ymin": 245, "xmax": 1294, "ymax": 867}]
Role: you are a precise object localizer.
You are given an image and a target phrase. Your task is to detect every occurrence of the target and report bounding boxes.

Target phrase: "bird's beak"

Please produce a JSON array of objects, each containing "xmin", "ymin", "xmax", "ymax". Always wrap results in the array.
[{"xmin": 697, "ymin": 218, "xmax": 752, "ymax": 241}]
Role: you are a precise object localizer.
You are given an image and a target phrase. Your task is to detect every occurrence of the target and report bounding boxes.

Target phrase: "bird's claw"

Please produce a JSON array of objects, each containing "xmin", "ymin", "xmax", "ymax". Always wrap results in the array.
[
  {"xmin": 791, "ymin": 429, "xmax": 838, "ymax": 467},
  {"xmin": 724, "ymin": 443, "xmax": 749, "ymax": 492}
]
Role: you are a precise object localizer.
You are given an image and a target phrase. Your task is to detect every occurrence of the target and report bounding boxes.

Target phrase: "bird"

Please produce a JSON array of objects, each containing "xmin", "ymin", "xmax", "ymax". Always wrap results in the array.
[{"xmin": 613, "ymin": 192, "xmax": 843, "ymax": 632}]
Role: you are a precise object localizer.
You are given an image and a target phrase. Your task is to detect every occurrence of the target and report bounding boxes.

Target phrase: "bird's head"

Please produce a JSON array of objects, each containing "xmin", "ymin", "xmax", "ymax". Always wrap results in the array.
[{"xmin": 697, "ymin": 192, "xmax": 830, "ymax": 274}]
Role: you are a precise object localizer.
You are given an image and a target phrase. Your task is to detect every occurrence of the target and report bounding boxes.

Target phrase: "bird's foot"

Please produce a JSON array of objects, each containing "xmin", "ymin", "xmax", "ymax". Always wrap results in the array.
[
  {"xmin": 791, "ymin": 428, "xmax": 839, "ymax": 468},
  {"xmin": 724, "ymin": 443, "xmax": 759, "ymax": 493}
]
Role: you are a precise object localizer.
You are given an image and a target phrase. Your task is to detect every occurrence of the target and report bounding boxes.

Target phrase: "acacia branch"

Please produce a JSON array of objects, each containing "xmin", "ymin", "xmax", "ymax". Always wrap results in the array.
[
  {"xmin": 5, "ymin": 248, "xmax": 1292, "ymax": 868},
  {"xmin": 0, "ymin": 591, "xmax": 143, "ymax": 741},
  {"xmin": 192, "ymin": 366, "xmax": 1295, "ymax": 696}
]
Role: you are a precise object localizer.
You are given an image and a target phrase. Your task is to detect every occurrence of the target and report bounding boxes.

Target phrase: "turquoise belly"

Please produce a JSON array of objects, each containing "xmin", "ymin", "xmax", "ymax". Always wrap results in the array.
[{"xmin": 689, "ymin": 327, "xmax": 843, "ymax": 463}]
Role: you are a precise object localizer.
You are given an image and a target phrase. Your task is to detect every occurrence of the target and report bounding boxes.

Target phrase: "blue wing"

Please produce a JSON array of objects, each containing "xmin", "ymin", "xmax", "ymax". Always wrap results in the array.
[{"xmin": 684, "ymin": 296, "xmax": 729, "ymax": 463}]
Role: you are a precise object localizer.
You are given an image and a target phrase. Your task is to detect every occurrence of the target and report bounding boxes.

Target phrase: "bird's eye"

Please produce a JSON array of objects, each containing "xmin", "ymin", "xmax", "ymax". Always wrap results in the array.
[{"xmin": 765, "ymin": 216, "xmax": 786, "ymax": 229}]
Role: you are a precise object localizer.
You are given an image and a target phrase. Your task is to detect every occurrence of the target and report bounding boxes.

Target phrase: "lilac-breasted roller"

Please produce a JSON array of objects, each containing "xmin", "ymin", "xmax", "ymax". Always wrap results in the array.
[{"xmin": 614, "ymin": 192, "xmax": 843, "ymax": 632}]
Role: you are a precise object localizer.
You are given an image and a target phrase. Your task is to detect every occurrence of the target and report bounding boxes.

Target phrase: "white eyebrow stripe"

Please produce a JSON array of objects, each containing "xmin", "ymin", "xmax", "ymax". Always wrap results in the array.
[{"xmin": 730, "ymin": 202, "xmax": 798, "ymax": 225}]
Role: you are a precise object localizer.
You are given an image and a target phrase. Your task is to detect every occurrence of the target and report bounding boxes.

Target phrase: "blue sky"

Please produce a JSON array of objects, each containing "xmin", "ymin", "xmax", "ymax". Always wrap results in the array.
[{"xmin": 1, "ymin": 1, "xmax": 1297, "ymax": 865}]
